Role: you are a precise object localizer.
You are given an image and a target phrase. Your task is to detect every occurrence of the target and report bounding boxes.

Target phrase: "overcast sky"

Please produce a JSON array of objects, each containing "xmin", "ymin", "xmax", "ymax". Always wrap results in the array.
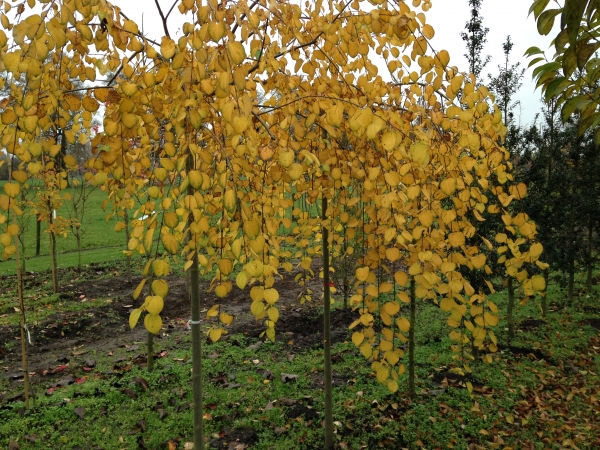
[{"xmin": 120, "ymin": 0, "xmax": 557, "ymax": 127}]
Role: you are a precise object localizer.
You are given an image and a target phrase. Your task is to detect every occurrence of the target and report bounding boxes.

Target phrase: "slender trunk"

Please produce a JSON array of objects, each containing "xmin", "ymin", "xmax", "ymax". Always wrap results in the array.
[
  {"xmin": 147, "ymin": 332, "xmax": 154, "ymax": 372},
  {"xmin": 322, "ymin": 196, "xmax": 333, "ymax": 449},
  {"xmin": 124, "ymin": 208, "xmax": 132, "ymax": 283},
  {"xmin": 15, "ymin": 225, "xmax": 30, "ymax": 408},
  {"xmin": 35, "ymin": 215, "xmax": 41, "ymax": 257},
  {"xmin": 19, "ymin": 235, "xmax": 26, "ymax": 273},
  {"xmin": 542, "ymin": 268, "xmax": 549, "ymax": 318},
  {"xmin": 586, "ymin": 224, "xmax": 593, "ymax": 291},
  {"xmin": 48, "ymin": 209, "xmax": 58, "ymax": 294},
  {"xmin": 408, "ymin": 277, "xmax": 416, "ymax": 400},
  {"xmin": 190, "ymin": 250, "xmax": 204, "ymax": 450},
  {"xmin": 568, "ymin": 264, "xmax": 575, "ymax": 303},
  {"xmin": 507, "ymin": 277, "xmax": 515, "ymax": 340},
  {"xmin": 76, "ymin": 232, "xmax": 82, "ymax": 271}
]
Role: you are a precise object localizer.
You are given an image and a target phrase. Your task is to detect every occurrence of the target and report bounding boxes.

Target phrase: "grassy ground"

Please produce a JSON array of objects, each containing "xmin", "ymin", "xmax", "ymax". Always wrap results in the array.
[
  {"xmin": 0, "ymin": 260, "xmax": 599, "ymax": 449},
  {"xmin": 0, "ymin": 184, "xmax": 128, "ymax": 276}
]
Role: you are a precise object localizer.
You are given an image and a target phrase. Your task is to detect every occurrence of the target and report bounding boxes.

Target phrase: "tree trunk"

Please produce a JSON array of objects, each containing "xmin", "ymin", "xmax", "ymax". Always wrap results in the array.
[
  {"xmin": 15, "ymin": 225, "xmax": 30, "ymax": 408},
  {"xmin": 586, "ymin": 224, "xmax": 593, "ymax": 292},
  {"xmin": 322, "ymin": 196, "xmax": 334, "ymax": 449},
  {"xmin": 48, "ymin": 209, "xmax": 59, "ymax": 294},
  {"xmin": 568, "ymin": 265, "xmax": 575, "ymax": 303},
  {"xmin": 542, "ymin": 268, "xmax": 549, "ymax": 318},
  {"xmin": 507, "ymin": 277, "xmax": 515, "ymax": 340},
  {"xmin": 124, "ymin": 208, "xmax": 132, "ymax": 283},
  {"xmin": 190, "ymin": 250, "xmax": 205, "ymax": 450},
  {"xmin": 147, "ymin": 332, "xmax": 154, "ymax": 372},
  {"xmin": 35, "ymin": 215, "xmax": 41, "ymax": 257},
  {"xmin": 408, "ymin": 277, "xmax": 416, "ymax": 400},
  {"xmin": 76, "ymin": 232, "xmax": 82, "ymax": 271}
]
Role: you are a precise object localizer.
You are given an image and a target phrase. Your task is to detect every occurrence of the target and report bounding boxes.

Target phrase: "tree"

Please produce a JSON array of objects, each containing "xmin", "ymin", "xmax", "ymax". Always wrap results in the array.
[
  {"xmin": 527, "ymin": 0, "xmax": 600, "ymax": 140},
  {"xmin": 488, "ymin": 36, "xmax": 526, "ymax": 151},
  {"xmin": 460, "ymin": 0, "xmax": 491, "ymax": 81}
]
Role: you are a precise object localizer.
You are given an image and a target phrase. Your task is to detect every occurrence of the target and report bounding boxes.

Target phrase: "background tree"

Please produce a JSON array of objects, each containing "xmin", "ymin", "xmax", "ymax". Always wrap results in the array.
[{"xmin": 460, "ymin": 0, "xmax": 491, "ymax": 81}]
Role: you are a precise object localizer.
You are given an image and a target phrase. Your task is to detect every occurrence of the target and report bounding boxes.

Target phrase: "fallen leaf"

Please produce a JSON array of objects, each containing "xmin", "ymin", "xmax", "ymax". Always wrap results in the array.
[
  {"xmin": 74, "ymin": 407, "xmax": 86, "ymax": 419},
  {"xmin": 281, "ymin": 373, "xmax": 298, "ymax": 383}
]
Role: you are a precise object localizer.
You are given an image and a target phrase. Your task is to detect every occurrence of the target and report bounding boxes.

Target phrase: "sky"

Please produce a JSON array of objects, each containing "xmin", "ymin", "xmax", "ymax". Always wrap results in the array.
[{"xmin": 118, "ymin": 0, "xmax": 557, "ymax": 128}]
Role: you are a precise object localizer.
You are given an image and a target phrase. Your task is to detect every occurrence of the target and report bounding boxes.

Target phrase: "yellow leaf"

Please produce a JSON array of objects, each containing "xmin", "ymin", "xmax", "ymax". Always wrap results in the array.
[
  {"xmin": 381, "ymin": 131, "xmax": 397, "ymax": 151},
  {"xmin": 384, "ymin": 172, "xmax": 400, "ymax": 186},
  {"xmin": 24, "ymin": 116, "xmax": 38, "ymax": 134},
  {"xmin": 152, "ymin": 260, "xmax": 170, "ymax": 277},
  {"xmin": 352, "ymin": 331, "xmax": 364, "ymax": 347},
  {"xmin": 161, "ymin": 37, "xmax": 176, "ymax": 58},
  {"xmin": 410, "ymin": 141, "xmax": 430, "ymax": 167},
  {"xmin": 1, "ymin": 110, "xmax": 16, "ymax": 125},
  {"xmin": 279, "ymin": 150, "xmax": 295, "ymax": 168},
  {"xmin": 356, "ymin": 267, "xmax": 370, "ymax": 282},
  {"xmin": 144, "ymin": 313, "xmax": 163, "ymax": 334},
  {"xmin": 209, "ymin": 328, "xmax": 223, "ymax": 342},
  {"xmin": 133, "ymin": 279, "xmax": 146, "ymax": 300},
  {"xmin": 264, "ymin": 288, "xmax": 279, "ymax": 305},
  {"xmin": 383, "ymin": 302, "xmax": 400, "ymax": 316},
  {"xmin": 208, "ymin": 21, "xmax": 226, "ymax": 42},
  {"xmin": 408, "ymin": 263, "xmax": 421, "ymax": 276},
  {"xmin": 394, "ymin": 271, "xmax": 408, "ymax": 286},
  {"xmin": 82, "ymin": 96, "xmax": 99, "ymax": 112},
  {"xmin": 220, "ymin": 312, "xmax": 234, "ymax": 325},
  {"xmin": 267, "ymin": 307, "xmax": 279, "ymax": 323},
  {"xmin": 418, "ymin": 210, "xmax": 434, "ymax": 227},
  {"xmin": 448, "ymin": 232, "xmax": 465, "ymax": 247},
  {"xmin": 376, "ymin": 367, "xmax": 389, "ymax": 383},
  {"xmin": 215, "ymin": 284, "xmax": 228, "ymax": 298},
  {"xmin": 244, "ymin": 220, "xmax": 260, "ymax": 239},
  {"xmin": 529, "ymin": 242, "xmax": 543, "ymax": 258},
  {"xmin": 360, "ymin": 342, "xmax": 372, "ymax": 358},
  {"xmin": 471, "ymin": 254, "xmax": 486, "ymax": 269},
  {"xmin": 129, "ymin": 308, "xmax": 142, "ymax": 329},
  {"xmin": 386, "ymin": 247, "xmax": 400, "ymax": 262},
  {"xmin": 287, "ymin": 163, "xmax": 304, "ymax": 181},
  {"xmin": 440, "ymin": 178, "xmax": 456, "ymax": 196},
  {"xmin": 506, "ymin": 414, "xmax": 514, "ymax": 424},
  {"xmin": 251, "ymin": 301, "xmax": 264, "ymax": 317},
  {"xmin": 146, "ymin": 296, "xmax": 164, "ymax": 315},
  {"xmin": 152, "ymin": 279, "xmax": 169, "ymax": 298},
  {"xmin": 484, "ymin": 311, "xmax": 499, "ymax": 327},
  {"xmin": 218, "ymin": 258, "xmax": 233, "ymax": 276},
  {"xmin": 396, "ymin": 317, "xmax": 410, "ymax": 333},
  {"xmin": 531, "ymin": 275, "xmax": 546, "ymax": 291},
  {"xmin": 3, "ymin": 183, "xmax": 19, "ymax": 198},
  {"xmin": 387, "ymin": 379, "xmax": 399, "ymax": 393},
  {"xmin": 223, "ymin": 189, "xmax": 236, "ymax": 213},
  {"xmin": 162, "ymin": 232, "xmax": 179, "ymax": 255},
  {"xmin": 422, "ymin": 24, "xmax": 435, "ymax": 39},
  {"xmin": 236, "ymin": 271, "xmax": 248, "ymax": 289},
  {"xmin": 228, "ymin": 41, "xmax": 246, "ymax": 65}
]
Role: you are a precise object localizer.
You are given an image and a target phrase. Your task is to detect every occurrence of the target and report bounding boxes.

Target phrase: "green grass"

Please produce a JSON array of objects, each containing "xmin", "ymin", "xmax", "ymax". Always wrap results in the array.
[
  {"xmin": 0, "ymin": 184, "xmax": 131, "ymax": 276},
  {"xmin": 1, "ymin": 272, "xmax": 599, "ymax": 448}
]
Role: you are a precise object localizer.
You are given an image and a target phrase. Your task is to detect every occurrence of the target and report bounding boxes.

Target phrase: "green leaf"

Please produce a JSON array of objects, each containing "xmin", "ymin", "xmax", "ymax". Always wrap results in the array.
[
  {"xmin": 576, "ymin": 41, "xmax": 600, "ymax": 70},
  {"xmin": 553, "ymin": 28, "xmax": 570, "ymax": 53},
  {"xmin": 529, "ymin": 0, "xmax": 552, "ymax": 20},
  {"xmin": 561, "ymin": 95, "xmax": 592, "ymax": 121},
  {"xmin": 563, "ymin": 0, "xmax": 587, "ymax": 45},
  {"xmin": 537, "ymin": 9, "xmax": 561, "ymax": 35},
  {"xmin": 544, "ymin": 77, "xmax": 569, "ymax": 101},
  {"xmin": 562, "ymin": 45, "xmax": 578, "ymax": 77},
  {"xmin": 524, "ymin": 46, "xmax": 543, "ymax": 57},
  {"xmin": 528, "ymin": 57, "xmax": 545, "ymax": 69}
]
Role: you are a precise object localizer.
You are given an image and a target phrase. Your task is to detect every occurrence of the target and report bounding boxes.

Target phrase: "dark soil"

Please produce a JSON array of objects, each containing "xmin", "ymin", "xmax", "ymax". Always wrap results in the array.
[{"xmin": 0, "ymin": 263, "xmax": 354, "ymax": 397}]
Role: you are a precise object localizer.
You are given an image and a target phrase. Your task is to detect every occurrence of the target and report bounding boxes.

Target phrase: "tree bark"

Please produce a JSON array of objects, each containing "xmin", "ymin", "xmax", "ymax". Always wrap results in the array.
[
  {"xmin": 586, "ymin": 224, "xmax": 593, "ymax": 291},
  {"xmin": 507, "ymin": 277, "xmax": 515, "ymax": 340},
  {"xmin": 147, "ymin": 332, "xmax": 154, "ymax": 372},
  {"xmin": 322, "ymin": 196, "xmax": 334, "ymax": 449},
  {"xmin": 190, "ymin": 250, "xmax": 204, "ymax": 450},
  {"xmin": 542, "ymin": 268, "xmax": 549, "ymax": 318},
  {"xmin": 408, "ymin": 277, "xmax": 416, "ymax": 399},
  {"xmin": 35, "ymin": 215, "xmax": 41, "ymax": 257},
  {"xmin": 48, "ymin": 208, "xmax": 59, "ymax": 294},
  {"xmin": 124, "ymin": 208, "xmax": 132, "ymax": 283},
  {"xmin": 15, "ymin": 224, "xmax": 30, "ymax": 408}
]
